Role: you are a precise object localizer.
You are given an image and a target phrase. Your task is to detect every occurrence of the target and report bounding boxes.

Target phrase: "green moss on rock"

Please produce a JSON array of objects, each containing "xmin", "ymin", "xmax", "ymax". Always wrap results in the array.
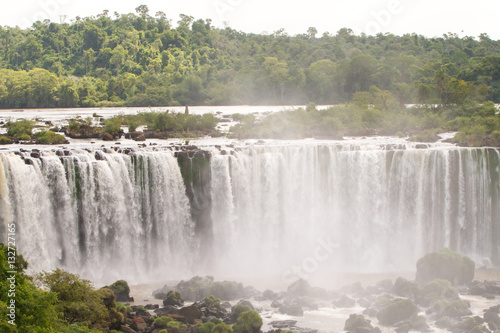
[
  {"xmin": 376, "ymin": 298, "xmax": 419, "ymax": 326},
  {"xmin": 416, "ymin": 248, "xmax": 475, "ymax": 285}
]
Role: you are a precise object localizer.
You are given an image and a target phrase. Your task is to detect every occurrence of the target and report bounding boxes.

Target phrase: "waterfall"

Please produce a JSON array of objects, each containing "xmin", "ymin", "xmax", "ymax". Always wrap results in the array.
[
  {"xmin": 0, "ymin": 149, "xmax": 195, "ymax": 284},
  {"xmin": 0, "ymin": 144, "xmax": 498, "ymax": 284}
]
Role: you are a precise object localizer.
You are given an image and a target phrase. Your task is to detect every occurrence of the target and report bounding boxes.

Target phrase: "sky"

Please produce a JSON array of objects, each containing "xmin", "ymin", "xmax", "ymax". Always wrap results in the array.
[{"xmin": 1, "ymin": 0, "xmax": 499, "ymax": 40}]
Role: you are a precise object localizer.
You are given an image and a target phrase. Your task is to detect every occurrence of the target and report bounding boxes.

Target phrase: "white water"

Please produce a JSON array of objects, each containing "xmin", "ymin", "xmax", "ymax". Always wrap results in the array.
[{"xmin": 0, "ymin": 143, "xmax": 499, "ymax": 286}]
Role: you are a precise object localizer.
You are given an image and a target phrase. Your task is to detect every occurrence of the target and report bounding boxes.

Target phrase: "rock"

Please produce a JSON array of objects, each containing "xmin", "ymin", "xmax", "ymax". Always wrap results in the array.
[
  {"xmin": 484, "ymin": 310, "xmax": 500, "ymax": 328},
  {"xmin": 287, "ymin": 279, "xmax": 312, "ymax": 297},
  {"xmin": 409, "ymin": 315, "xmax": 431, "ymax": 332},
  {"xmin": 416, "ymin": 279, "xmax": 460, "ymax": 306},
  {"xmin": 376, "ymin": 298, "xmax": 419, "ymax": 326},
  {"xmin": 271, "ymin": 300, "xmax": 282, "ymax": 308},
  {"xmin": 119, "ymin": 325, "xmax": 137, "ymax": 333},
  {"xmin": 102, "ymin": 132, "xmax": 114, "ymax": 141},
  {"xmin": 427, "ymin": 299, "xmax": 472, "ymax": 319},
  {"xmin": 452, "ymin": 317, "xmax": 477, "ymax": 331},
  {"xmin": 106, "ymin": 280, "xmax": 134, "ymax": 302},
  {"xmin": 269, "ymin": 320, "xmax": 298, "ymax": 329},
  {"xmin": 279, "ymin": 305, "xmax": 304, "ymax": 316},
  {"xmin": 174, "ymin": 275, "xmax": 246, "ymax": 301},
  {"xmin": 133, "ymin": 133, "xmax": 146, "ymax": 141},
  {"xmin": 163, "ymin": 290, "xmax": 184, "ymax": 307},
  {"xmin": 131, "ymin": 317, "xmax": 148, "ymax": 331},
  {"xmin": 154, "ymin": 305, "xmax": 179, "ymax": 316},
  {"xmin": 344, "ymin": 313, "xmax": 379, "ymax": 333},
  {"xmin": 144, "ymin": 304, "xmax": 159, "ymax": 310},
  {"xmin": 483, "ymin": 293, "xmax": 496, "ymax": 300},
  {"xmin": 178, "ymin": 304, "xmax": 202, "ymax": 323},
  {"xmin": 333, "ymin": 295, "xmax": 356, "ymax": 308},
  {"xmin": 237, "ymin": 300, "xmax": 254, "ymax": 310},
  {"xmin": 392, "ymin": 277, "xmax": 418, "ymax": 298},
  {"xmin": 485, "ymin": 281, "xmax": 500, "ymax": 294},
  {"xmin": 416, "ymin": 248, "xmax": 475, "ymax": 285},
  {"xmin": 375, "ymin": 279, "xmax": 393, "ymax": 293},
  {"xmin": 263, "ymin": 289, "xmax": 279, "ymax": 300},
  {"xmin": 340, "ymin": 281, "xmax": 365, "ymax": 296},
  {"xmin": 394, "ymin": 323, "xmax": 409, "ymax": 333}
]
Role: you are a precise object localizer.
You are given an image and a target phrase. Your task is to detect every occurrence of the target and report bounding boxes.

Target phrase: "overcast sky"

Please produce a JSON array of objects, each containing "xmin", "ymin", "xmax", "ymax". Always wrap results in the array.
[{"xmin": 1, "ymin": 0, "xmax": 498, "ymax": 39}]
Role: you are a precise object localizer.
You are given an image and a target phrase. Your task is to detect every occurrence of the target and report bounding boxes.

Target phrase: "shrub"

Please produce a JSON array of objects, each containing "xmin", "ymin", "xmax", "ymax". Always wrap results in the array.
[
  {"xmin": 0, "ymin": 136, "xmax": 11, "ymax": 144},
  {"xmin": 233, "ymin": 310, "xmax": 262, "ymax": 333},
  {"xmin": 16, "ymin": 133, "xmax": 31, "ymax": 141},
  {"xmin": 212, "ymin": 323, "xmax": 234, "ymax": 333},
  {"xmin": 6, "ymin": 119, "xmax": 34, "ymax": 137},
  {"xmin": 154, "ymin": 316, "xmax": 173, "ymax": 329},
  {"xmin": 231, "ymin": 304, "xmax": 252, "ymax": 321},
  {"xmin": 196, "ymin": 322, "xmax": 215, "ymax": 333},
  {"xmin": 36, "ymin": 131, "xmax": 66, "ymax": 144}
]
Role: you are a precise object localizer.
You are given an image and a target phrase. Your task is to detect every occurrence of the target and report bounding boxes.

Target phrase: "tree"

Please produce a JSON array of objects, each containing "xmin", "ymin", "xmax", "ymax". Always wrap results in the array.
[{"xmin": 36, "ymin": 269, "xmax": 108, "ymax": 325}]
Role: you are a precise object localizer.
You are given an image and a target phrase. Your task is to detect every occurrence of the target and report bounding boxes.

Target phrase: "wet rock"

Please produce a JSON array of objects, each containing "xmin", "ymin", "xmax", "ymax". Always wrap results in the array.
[
  {"xmin": 154, "ymin": 305, "xmax": 179, "ymax": 316},
  {"xmin": 269, "ymin": 320, "xmax": 298, "ymax": 329},
  {"xmin": 271, "ymin": 300, "xmax": 282, "ymax": 308},
  {"xmin": 131, "ymin": 317, "xmax": 147, "ymax": 331},
  {"xmin": 344, "ymin": 313, "xmax": 380, "ymax": 333},
  {"xmin": 119, "ymin": 325, "xmax": 136, "ymax": 333},
  {"xmin": 133, "ymin": 133, "xmax": 146, "ymax": 141},
  {"xmin": 392, "ymin": 277, "xmax": 418, "ymax": 298},
  {"xmin": 287, "ymin": 279, "xmax": 313, "ymax": 297},
  {"xmin": 376, "ymin": 298, "xmax": 419, "ymax": 326},
  {"xmin": 106, "ymin": 280, "xmax": 134, "ymax": 302},
  {"xmin": 279, "ymin": 305, "xmax": 304, "ymax": 316},
  {"xmin": 426, "ymin": 299, "xmax": 472, "ymax": 319},
  {"xmin": 237, "ymin": 300, "xmax": 254, "ymax": 310},
  {"xmin": 416, "ymin": 279, "xmax": 460, "ymax": 306},
  {"xmin": 416, "ymin": 248, "xmax": 475, "ymax": 285},
  {"xmin": 263, "ymin": 289, "xmax": 279, "ymax": 300},
  {"xmin": 333, "ymin": 295, "xmax": 356, "ymax": 308},
  {"xmin": 102, "ymin": 132, "xmax": 113, "ymax": 141},
  {"xmin": 375, "ymin": 279, "xmax": 393, "ymax": 293},
  {"xmin": 163, "ymin": 290, "xmax": 184, "ymax": 307},
  {"xmin": 178, "ymin": 304, "xmax": 202, "ymax": 323},
  {"xmin": 144, "ymin": 304, "xmax": 159, "ymax": 310},
  {"xmin": 484, "ymin": 309, "xmax": 500, "ymax": 329},
  {"xmin": 409, "ymin": 315, "xmax": 431, "ymax": 332}
]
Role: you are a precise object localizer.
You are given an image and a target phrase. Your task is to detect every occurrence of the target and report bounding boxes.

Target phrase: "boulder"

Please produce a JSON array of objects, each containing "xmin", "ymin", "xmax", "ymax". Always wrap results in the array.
[
  {"xmin": 287, "ymin": 279, "xmax": 312, "ymax": 297},
  {"xmin": 131, "ymin": 317, "xmax": 148, "ymax": 331},
  {"xmin": 376, "ymin": 298, "xmax": 419, "ymax": 326},
  {"xmin": 333, "ymin": 295, "xmax": 356, "ymax": 308},
  {"xmin": 392, "ymin": 277, "xmax": 418, "ymax": 298},
  {"xmin": 178, "ymin": 304, "xmax": 202, "ymax": 323},
  {"xmin": 279, "ymin": 305, "xmax": 304, "ymax": 316},
  {"xmin": 163, "ymin": 290, "xmax": 184, "ymax": 307},
  {"xmin": 416, "ymin": 248, "xmax": 475, "ymax": 285},
  {"xmin": 344, "ymin": 313, "xmax": 380, "ymax": 333},
  {"xmin": 416, "ymin": 279, "xmax": 460, "ymax": 306},
  {"xmin": 106, "ymin": 280, "xmax": 134, "ymax": 302}
]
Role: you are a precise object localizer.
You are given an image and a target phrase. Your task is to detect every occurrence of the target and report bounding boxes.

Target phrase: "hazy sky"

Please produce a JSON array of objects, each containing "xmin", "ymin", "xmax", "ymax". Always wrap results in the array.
[{"xmin": 1, "ymin": 0, "xmax": 499, "ymax": 39}]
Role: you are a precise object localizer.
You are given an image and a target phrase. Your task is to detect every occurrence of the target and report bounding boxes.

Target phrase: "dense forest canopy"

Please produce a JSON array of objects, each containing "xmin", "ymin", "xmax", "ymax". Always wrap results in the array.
[{"xmin": 0, "ymin": 5, "xmax": 499, "ymax": 108}]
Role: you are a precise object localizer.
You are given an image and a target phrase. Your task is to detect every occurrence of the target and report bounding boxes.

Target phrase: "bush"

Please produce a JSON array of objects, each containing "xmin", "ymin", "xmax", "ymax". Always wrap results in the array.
[
  {"xmin": 416, "ymin": 248, "xmax": 475, "ymax": 285},
  {"xmin": 35, "ymin": 131, "xmax": 66, "ymax": 144},
  {"xmin": 212, "ymin": 323, "xmax": 234, "ymax": 333},
  {"xmin": 104, "ymin": 117, "xmax": 122, "ymax": 134},
  {"xmin": 231, "ymin": 304, "xmax": 252, "ymax": 321},
  {"xmin": 196, "ymin": 322, "xmax": 215, "ymax": 333},
  {"xmin": 16, "ymin": 133, "xmax": 31, "ymax": 141},
  {"xmin": 106, "ymin": 280, "xmax": 132, "ymax": 302},
  {"xmin": 154, "ymin": 316, "xmax": 173, "ymax": 329},
  {"xmin": 0, "ymin": 136, "xmax": 11, "ymax": 144},
  {"xmin": 6, "ymin": 119, "xmax": 34, "ymax": 137},
  {"xmin": 233, "ymin": 310, "xmax": 262, "ymax": 333}
]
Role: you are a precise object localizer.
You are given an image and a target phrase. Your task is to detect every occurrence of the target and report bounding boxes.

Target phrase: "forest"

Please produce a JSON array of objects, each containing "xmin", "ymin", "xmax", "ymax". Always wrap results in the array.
[{"xmin": 0, "ymin": 5, "xmax": 499, "ymax": 108}]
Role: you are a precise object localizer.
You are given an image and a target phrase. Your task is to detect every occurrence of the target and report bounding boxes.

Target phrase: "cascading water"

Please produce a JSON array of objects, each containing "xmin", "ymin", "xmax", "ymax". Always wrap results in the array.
[
  {"xmin": 0, "ymin": 143, "xmax": 498, "ymax": 285},
  {"xmin": 0, "ymin": 149, "xmax": 195, "ymax": 283}
]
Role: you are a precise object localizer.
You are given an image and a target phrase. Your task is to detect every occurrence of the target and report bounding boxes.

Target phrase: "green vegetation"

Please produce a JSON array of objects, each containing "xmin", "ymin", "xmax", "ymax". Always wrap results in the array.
[
  {"xmin": 153, "ymin": 316, "xmax": 173, "ymax": 329},
  {"xmin": 6, "ymin": 119, "xmax": 34, "ymax": 138},
  {"xmin": 0, "ymin": 6, "xmax": 498, "ymax": 109},
  {"xmin": 36, "ymin": 269, "xmax": 109, "ymax": 325},
  {"xmin": 232, "ymin": 310, "xmax": 263, "ymax": 333},
  {"xmin": 35, "ymin": 131, "xmax": 67, "ymax": 144}
]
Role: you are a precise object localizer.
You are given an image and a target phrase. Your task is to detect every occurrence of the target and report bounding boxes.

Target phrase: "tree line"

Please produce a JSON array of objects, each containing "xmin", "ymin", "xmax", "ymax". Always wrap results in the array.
[{"xmin": 0, "ymin": 5, "xmax": 499, "ymax": 108}]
